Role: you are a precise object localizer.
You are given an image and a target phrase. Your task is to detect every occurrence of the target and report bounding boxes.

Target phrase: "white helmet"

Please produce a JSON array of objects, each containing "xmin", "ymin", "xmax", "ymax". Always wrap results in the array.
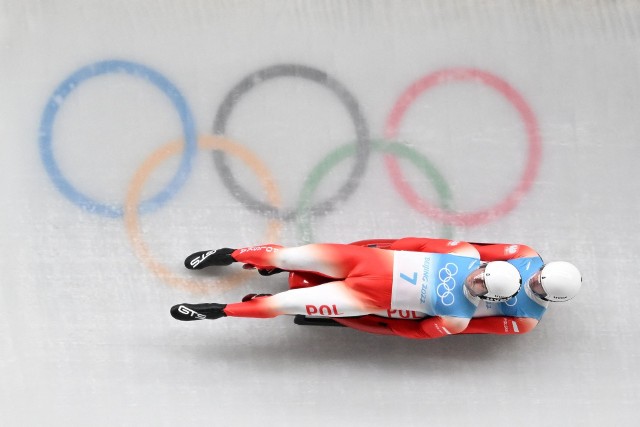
[
  {"xmin": 482, "ymin": 261, "xmax": 522, "ymax": 301},
  {"xmin": 529, "ymin": 261, "xmax": 582, "ymax": 302}
]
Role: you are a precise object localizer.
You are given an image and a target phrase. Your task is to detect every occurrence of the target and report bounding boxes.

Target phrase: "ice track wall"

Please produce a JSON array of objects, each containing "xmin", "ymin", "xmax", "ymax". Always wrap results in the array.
[{"xmin": 1, "ymin": 1, "xmax": 638, "ymax": 426}]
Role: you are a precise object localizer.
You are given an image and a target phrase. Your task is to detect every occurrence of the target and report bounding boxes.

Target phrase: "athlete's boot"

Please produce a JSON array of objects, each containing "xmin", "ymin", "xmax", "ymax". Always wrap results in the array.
[
  {"xmin": 170, "ymin": 303, "xmax": 228, "ymax": 321},
  {"xmin": 184, "ymin": 248, "xmax": 236, "ymax": 270}
]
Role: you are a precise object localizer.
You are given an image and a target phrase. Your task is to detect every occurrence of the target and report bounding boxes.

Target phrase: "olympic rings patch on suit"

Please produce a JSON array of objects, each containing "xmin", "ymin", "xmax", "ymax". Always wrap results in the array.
[
  {"xmin": 436, "ymin": 263, "xmax": 459, "ymax": 306},
  {"xmin": 37, "ymin": 59, "xmax": 542, "ymax": 292}
]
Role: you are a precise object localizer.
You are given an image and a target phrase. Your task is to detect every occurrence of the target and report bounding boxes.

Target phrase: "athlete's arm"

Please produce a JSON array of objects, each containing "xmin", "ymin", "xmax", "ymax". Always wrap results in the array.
[
  {"xmin": 336, "ymin": 314, "xmax": 538, "ymax": 337},
  {"xmin": 470, "ymin": 243, "xmax": 540, "ymax": 261},
  {"xmin": 460, "ymin": 316, "xmax": 539, "ymax": 335},
  {"xmin": 334, "ymin": 316, "xmax": 398, "ymax": 336},
  {"xmin": 390, "ymin": 237, "xmax": 479, "ymax": 257}
]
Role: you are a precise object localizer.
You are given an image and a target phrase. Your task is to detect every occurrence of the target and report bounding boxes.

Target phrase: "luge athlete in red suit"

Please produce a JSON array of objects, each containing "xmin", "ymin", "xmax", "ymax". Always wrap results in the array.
[
  {"xmin": 318, "ymin": 241, "xmax": 582, "ymax": 338},
  {"xmin": 171, "ymin": 238, "xmax": 522, "ymax": 339}
]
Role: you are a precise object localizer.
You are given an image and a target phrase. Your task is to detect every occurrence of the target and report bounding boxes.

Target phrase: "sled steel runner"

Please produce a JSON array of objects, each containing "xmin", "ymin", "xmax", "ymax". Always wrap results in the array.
[{"xmin": 293, "ymin": 315, "xmax": 346, "ymax": 327}]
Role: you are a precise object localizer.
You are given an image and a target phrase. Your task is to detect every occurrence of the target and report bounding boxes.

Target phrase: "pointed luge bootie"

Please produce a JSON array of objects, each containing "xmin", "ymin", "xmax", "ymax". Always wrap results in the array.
[
  {"xmin": 184, "ymin": 248, "xmax": 236, "ymax": 270},
  {"xmin": 170, "ymin": 303, "xmax": 228, "ymax": 321}
]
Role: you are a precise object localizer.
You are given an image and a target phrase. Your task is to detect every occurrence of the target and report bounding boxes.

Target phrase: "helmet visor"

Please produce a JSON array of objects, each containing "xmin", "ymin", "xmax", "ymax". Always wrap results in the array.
[
  {"xmin": 464, "ymin": 265, "xmax": 489, "ymax": 298},
  {"xmin": 528, "ymin": 269, "xmax": 549, "ymax": 301}
]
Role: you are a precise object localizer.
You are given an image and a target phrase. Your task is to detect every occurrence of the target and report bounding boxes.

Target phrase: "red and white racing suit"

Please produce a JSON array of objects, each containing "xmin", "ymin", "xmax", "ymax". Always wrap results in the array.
[
  {"xmin": 224, "ymin": 238, "xmax": 481, "ymax": 339},
  {"xmin": 335, "ymin": 243, "xmax": 545, "ymax": 338}
]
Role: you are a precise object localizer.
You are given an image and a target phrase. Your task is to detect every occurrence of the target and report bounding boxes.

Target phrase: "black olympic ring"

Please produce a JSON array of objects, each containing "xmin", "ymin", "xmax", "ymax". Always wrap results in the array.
[{"xmin": 212, "ymin": 63, "xmax": 371, "ymax": 221}]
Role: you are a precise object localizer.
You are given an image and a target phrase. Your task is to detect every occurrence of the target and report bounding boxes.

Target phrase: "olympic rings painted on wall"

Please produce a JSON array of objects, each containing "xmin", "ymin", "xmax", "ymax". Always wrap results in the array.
[
  {"xmin": 384, "ymin": 68, "xmax": 542, "ymax": 226},
  {"xmin": 40, "ymin": 61, "xmax": 540, "ymax": 227},
  {"xmin": 40, "ymin": 60, "xmax": 543, "ymax": 291},
  {"xmin": 295, "ymin": 140, "xmax": 454, "ymax": 243},
  {"xmin": 212, "ymin": 64, "xmax": 371, "ymax": 221},
  {"xmin": 124, "ymin": 135, "xmax": 282, "ymax": 293},
  {"xmin": 38, "ymin": 59, "xmax": 197, "ymax": 217}
]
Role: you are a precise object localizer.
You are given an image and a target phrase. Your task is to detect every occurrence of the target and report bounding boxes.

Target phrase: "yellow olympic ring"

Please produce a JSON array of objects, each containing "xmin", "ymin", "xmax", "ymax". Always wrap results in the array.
[{"xmin": 124, "ymin": 135, "xmax": 282, "ymax": 294}]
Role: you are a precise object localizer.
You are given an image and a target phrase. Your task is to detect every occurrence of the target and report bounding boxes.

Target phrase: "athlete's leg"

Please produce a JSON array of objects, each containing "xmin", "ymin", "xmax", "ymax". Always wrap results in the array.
[
  {"xmin": 232, "ymin": 243, "xmax": 394, "ymax": 279},
  {"xmin": 288, "ymin": 271, "xmax": 331, "ymax": 289},
  {"xmin": 224, "ymin": 280, "xmax": 385, "ymax": 318}
]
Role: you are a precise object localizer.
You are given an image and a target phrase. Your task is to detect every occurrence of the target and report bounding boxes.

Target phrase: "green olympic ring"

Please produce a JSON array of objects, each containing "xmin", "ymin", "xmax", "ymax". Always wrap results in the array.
[{"xmin": 296, "ymin": 140, "xmax": 454, "ymax": 243}]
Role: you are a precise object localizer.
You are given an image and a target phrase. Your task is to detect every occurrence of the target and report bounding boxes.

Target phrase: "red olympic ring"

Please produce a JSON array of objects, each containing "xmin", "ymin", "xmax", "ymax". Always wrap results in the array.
[{"xmin": 384, "ymin": 68, "xmax": 542, "ymax": 226}]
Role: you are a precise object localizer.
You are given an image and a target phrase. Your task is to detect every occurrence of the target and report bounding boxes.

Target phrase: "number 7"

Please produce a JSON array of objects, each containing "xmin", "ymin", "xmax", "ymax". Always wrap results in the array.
[{"xmin": 400, "ymin": 272, "xmax": 418, "ymax": 285}]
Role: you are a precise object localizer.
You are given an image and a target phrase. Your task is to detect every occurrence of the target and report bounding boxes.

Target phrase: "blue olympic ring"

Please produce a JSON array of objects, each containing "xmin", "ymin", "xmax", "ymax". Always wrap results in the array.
[{"xmin": 38, "ymin": 59, "xmax": 197, "ymax": 217}]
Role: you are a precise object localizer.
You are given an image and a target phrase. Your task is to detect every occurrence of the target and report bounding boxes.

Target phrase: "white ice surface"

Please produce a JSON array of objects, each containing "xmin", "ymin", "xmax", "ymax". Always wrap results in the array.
[{"xmin": 1, "ymin": 1, "xmax": 639, "ymax": 425}]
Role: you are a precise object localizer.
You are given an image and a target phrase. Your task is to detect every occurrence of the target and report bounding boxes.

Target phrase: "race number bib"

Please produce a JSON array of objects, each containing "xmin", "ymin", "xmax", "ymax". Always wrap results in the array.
[{"xmin": 391, "ymin": 251, "xmax": 480, "ymax": 317}]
